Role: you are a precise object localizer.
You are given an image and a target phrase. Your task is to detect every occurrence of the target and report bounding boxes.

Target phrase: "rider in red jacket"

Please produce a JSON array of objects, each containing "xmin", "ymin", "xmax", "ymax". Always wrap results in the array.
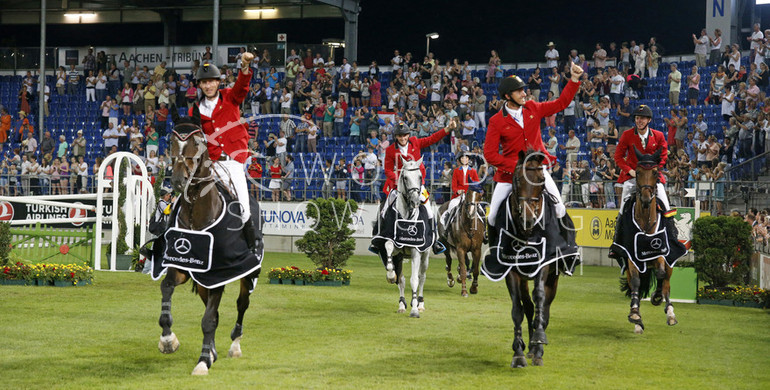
[
  {"xmin": 439, "ymin": 151, "xmax": 481, "ymax": 231},
  {"xmin": 483, "ymin": 63, "xmax": 583, "ymax": 260},
  {"xmin": 610, "ymin": 104, "xmax": 675, "ymax": 259},
  {"xmin": 191, "ymin": 56, "xmax": 257, "ymax": 251}
]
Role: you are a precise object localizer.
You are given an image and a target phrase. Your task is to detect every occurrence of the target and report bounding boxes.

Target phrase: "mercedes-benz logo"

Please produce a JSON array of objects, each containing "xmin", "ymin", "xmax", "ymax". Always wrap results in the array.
[
  {"xmin": 407, "ymin": 225, "xmax": 418, "ymax": 236},
  {"xmin": 650, "ymin": 238, "xmax": 663, "ymax": 250},
  {"xmin": 174, "ymin": 238, "xmax": 192, "ymax": 254}
]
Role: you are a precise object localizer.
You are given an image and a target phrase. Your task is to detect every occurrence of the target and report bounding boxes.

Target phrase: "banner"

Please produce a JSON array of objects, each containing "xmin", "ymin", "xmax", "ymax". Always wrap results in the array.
[
  {"xmin": 567, "ymin": 208, "xmax": 617, "ymax": 248},
  {"xmin": 259, "ymin": 201, "xmax": 377, "ymax": 238},
  {"xmin": 0, "ymin": 198, "xmax": 113, "ymax": 229}
]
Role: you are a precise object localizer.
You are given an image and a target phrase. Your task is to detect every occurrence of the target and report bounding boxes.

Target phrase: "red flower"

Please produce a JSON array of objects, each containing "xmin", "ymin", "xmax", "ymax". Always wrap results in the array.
[
  {"xmin": 291, "ymin": 266, "xmax": 299, "ymax": 270},
  {"xmin": 3, "ymin": 267, "xmax": 9, "ymax": 274},
  {"xmin": 321, "ymin": 269, "xmax": 329, "ymax": 275},
  {"xmin": 70, "ymin": 272, "xmax": 75, "ymax": 278}
]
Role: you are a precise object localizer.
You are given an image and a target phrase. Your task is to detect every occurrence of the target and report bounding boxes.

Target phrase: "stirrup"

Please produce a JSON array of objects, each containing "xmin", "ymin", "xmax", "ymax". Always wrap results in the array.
[{"xmin": 432, "ymin": 241, "xmax": 446, "ymax": 255}]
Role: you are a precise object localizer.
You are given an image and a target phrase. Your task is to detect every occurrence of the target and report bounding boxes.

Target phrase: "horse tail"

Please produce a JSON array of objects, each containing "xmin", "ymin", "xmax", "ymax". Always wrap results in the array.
[{"xmin": 618, "ymin": 270, "xmax": 656, "ymax": 298}]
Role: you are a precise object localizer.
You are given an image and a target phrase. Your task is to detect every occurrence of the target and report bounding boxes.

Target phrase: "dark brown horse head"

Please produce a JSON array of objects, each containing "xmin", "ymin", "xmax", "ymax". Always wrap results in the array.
[
  {"xmin": 169, "ymin": 105, "xmax": 210, "ymax": 193},
  {"xmin": 633, "ymin": 146, "xmax": 661, "ymax": 208},
  {"xmin": 513, "ymin": 149, "xmax": 546, "ymax": 233}
]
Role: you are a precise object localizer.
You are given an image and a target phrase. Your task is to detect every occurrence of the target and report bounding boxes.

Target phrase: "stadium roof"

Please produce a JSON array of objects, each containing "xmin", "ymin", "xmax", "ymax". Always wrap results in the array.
[{"xmin": 0, "ymin": 0, "xmax": 358, "ymax": 24}]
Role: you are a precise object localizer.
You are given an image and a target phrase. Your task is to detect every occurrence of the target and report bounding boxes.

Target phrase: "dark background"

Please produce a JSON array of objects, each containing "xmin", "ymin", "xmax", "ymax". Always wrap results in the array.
[{"xmin": 3, "ymin": 0, "xmax": 770, "ymax": 64}]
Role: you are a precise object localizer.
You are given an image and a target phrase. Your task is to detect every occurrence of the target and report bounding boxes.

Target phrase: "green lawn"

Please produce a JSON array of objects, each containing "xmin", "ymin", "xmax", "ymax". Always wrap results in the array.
[{"xmin": 1, "ymin": 252, "xmax": 768, "ymax": 389}]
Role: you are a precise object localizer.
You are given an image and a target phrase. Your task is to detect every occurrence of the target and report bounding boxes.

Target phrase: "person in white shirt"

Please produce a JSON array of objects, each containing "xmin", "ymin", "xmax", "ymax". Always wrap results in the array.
[
  {"xmin": 634, "ymin": 44, "xmax": 647, "ymax": 76},
  {"xmin": 275, "ymin": 130, "xmax": 287, "ymax": 164},
  {"xmin": 748, "ymin": 23, "xmax": 765, "ymax": 64},
  {"xmin": 561, "ymin": 129, "xmax": 581, "ymax": 164},
  {"xmin": 461, "ymin": 113, "xmax": 476, "ymax": 144},
  {"xmin": 692, "ymin": 114, "xmax": 708, "ymax": 138},
  {"xmin": 102, "ymin": 123, "xmax": 120, "ymax": 156},
  {"xmin": 708, "ymin": 28, "xmax": 723, "ymax": 66},
  {"xmin": 609, "ymin": 67, "xmax": 625, "ymax": 109},
  {"xmin": 391, "ymin": 50, "xmax": 403, "ymax": 71},
  {"xmin": 545, "ymin": 42, "xmax": 559, "ymax": 69},
  {"xmin": 692, "ymin": 29, "xmax": 709, "ymax": 67},
  {"xmin": 85, "ymin": 70, "xmax": 96, "ymax": 102}
]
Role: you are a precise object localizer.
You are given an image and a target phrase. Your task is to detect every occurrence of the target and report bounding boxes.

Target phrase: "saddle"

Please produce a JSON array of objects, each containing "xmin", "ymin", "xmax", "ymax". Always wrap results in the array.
[
  {"xmin": 149, "ymin": 184, "xmax": 264, "ymax": 289},
  {"xmin": 481, "ymin": 194, "xmax": 581, "ymax": 281}
]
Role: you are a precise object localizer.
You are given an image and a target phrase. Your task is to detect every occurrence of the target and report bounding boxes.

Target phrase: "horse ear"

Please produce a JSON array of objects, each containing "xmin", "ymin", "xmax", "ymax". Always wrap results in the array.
[
  {"xmin": 170, "ymin": 104, "xmax": 180, "ymax": 124},
  {"xmin": 191, "ymin": 104, "xmax": 201, "ymax": 126},
  {"xmin": 633, "ymin": 145, "xmax": 643, "ymax": 161},
  {"xmin": 652, "ymin": 148, "xmax": 662, "ymax": 163},
  {"xmin": 399, "ymin": 154, "xmax": 407, "ymax": 166}
]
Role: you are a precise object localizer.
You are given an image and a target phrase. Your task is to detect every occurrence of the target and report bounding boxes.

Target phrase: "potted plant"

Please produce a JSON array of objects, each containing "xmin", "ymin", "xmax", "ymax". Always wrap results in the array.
[{"xmin": 50, "ymin": 263, "xmax": 95, "ymax": 287}]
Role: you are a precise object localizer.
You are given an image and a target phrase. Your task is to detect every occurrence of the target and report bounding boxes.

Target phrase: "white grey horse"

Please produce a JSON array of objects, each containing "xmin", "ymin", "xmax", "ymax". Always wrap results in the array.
[{"xmin": 382, "ymin": 156, "xmax": 432, "ymax": 318}]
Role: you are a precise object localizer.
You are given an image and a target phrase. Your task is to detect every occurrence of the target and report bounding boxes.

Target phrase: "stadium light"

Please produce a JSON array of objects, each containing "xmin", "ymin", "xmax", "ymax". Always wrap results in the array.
[
  {"xmin": 425, "ymin": 32, "xmax": 439, "ymax": 57},
  {"xmin": 64, "ymin": 11, "xmax": 96, "ymax": 23},
  {"xmin": 244, "ymin": 8, "xmax": 276, "ymax": 14}
]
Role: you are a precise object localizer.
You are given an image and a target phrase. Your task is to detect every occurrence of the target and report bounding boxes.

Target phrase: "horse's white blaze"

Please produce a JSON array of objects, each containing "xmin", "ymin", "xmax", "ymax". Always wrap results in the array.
[
  {"xmin": 228, "ymin": 337, "xmax": 242, "ymax": 358},
  {"xmin": 191, "ymin": 361, "xmax": 209, "ymax": 376}
]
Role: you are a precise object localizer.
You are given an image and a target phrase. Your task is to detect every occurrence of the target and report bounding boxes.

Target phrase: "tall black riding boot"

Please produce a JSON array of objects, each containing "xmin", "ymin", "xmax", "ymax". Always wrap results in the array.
[
  {"xmin": 242, "ymin": 218, "xmax": 258, "ymax": 254},
  {"xmin": 484, "ymin": 223, "xmax": 500, "ymax": 263},
  {"xmin": 431, "ymin": 216, "xmax": 446, "ymax": 255},
  {"xmin": 608, "ymin": 214, "xmax": 623, "ymax": 260}
]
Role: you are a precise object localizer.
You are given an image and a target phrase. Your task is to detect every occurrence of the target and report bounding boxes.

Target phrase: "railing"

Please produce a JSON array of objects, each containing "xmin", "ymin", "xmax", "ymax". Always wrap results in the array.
[{"xmin": 726, "ymin": 151, "xmax": 770, "ymax": 181}]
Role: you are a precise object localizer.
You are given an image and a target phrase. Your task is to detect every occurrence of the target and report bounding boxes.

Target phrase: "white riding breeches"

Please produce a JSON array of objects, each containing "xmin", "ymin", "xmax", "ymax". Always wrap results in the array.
[
  {"xmin": 487, "ymin": 167, "xmax": 565, "ymax": 226},
  {"xmin": 618, "ymin": 179, "xmax": 670, "ymax": 212},
  {"xmin": 440, "ymin": 195, "xmax": 463, "ymax": 229},
  {"xmin": 213, "ymin": 160, "xmax": 251, "ymax": 223}
]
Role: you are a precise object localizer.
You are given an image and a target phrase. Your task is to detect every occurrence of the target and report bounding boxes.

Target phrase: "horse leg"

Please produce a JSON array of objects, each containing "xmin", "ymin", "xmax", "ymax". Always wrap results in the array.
[
  {"xmin": 532, "ymin": 269, "xmax": 559, "ymax": 367},
  {"xmin": 457, "ymin": 247, "xmax": 468, "ymax": 297},
  {"xmin": 464, "ymin": 252, "xmax": 472, "ymax": 279},
  {"xmin": 192, "ymin": 286, "xmax": 224, "ymax": 376},
  {"xmin": 530, "ymin": 269, "xmax": 549, "ymax": 346},
  {"xmin": 158, "ymin": 268, "xmax": 189, "ymax": 354},
  {"xmin": 229, "ymin": 275, "xmax": 257, "ymax": 358},
  {"xmin": 505, "ymin": 272, "xmax": 527, "ymax": 368},
  {"xmin": 409, "ymin": 249, "xmax": 421, "ymax": 318},
  {"xmin": 519, "ymin": 280, "xmax": 535, "ymax": 360},
  {"xmin": 397, "ymin": 273, "xmax": 407, "ymax": 314},
  {"xmin": 469, "ymin": 247, "xmax": 481, "ymax": 295},
  {"xmin": 444, "ymin": 248, "xmax": 455, "ymax": 288},
  {"xmin": 417, "ymin": 251, "xmax": 429, "ymax": 312},
  {"xmin": 663, "ymin": 264, "xmax": 678, "ymax": 326},
  {"xmin": 650, "ymin": 258, "xmax": 666, "ymax": 306},
  {"xmin": 384, "ymin": 241, "xmax": 397, "ymax": 283},
  {"xmin": 626, "ymin": 262, "xmax": 644, "ymax": 334}
]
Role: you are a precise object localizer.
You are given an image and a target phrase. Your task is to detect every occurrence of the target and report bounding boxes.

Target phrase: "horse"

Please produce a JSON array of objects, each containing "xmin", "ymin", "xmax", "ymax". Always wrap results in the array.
[
  {"xmin": 617, "ymin": 147, "xmax": 680, "ymax": 334},
  {"xmin": 437, "ymin": 190, "xmax": 486, "ymax": 297},
  {"xmin": 483, "ymin": 150, "xmax": 580, "ymax": 368},
  {"xmin": 155, "ymin": 107, "xmax": 263, "ymax": 375},
  {"xmin": 373, "ymin": 156, "xmax": 432, "ymax": 318}
]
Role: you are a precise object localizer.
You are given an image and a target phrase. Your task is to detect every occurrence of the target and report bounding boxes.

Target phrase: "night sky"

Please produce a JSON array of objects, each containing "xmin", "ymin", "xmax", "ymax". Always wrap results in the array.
[{"xmin": 3, "ymin": 0, "xmax": 767, "ymax": 65}]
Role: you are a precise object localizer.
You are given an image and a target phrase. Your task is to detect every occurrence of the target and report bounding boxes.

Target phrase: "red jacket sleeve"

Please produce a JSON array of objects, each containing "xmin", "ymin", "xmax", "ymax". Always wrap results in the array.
[
  {"xmin": 451, "ymin": 169, "xmax": 462, "ymax": 195},
  {"xmin": 384, "ymin": 146, "xmax": 397, "ymax": 182},
  {"xmin": 483, "ymin": 120, "xmax": 519, "ymax": 174},
  {"xmin": 614, "ymin": 131, "xmax": 632, "ymax": 174},
  {"xmin": 415, "ymin": 128, "xmax": 449, "ymax": 149},
  {"xmin": 228, "ymin": 70, "xmax": 252, "ymax": 106},
  {"xmin": 534, "ymin": 80, "xmax": 580, "ymax": 118}
]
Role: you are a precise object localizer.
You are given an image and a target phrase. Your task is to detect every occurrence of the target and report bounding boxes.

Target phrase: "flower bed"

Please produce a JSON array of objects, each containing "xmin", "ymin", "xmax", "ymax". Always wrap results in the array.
[
  {"xmin": 697, "ymin": 286, "xmax": 769, "ymax": 308},
  {"xmin": 267, "ymin": 266, "xmax": 351, "ymax": 286},
  {"xmin": 1, "ymin": 262, "xmax": 94, "ymax": 287}
]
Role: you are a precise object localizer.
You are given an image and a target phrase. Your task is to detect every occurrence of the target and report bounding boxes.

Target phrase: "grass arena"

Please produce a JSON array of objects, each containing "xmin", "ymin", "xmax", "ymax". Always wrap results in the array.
[{"xmin": 1, "ymin": 252, "xmax": 768, "ymax": 389}]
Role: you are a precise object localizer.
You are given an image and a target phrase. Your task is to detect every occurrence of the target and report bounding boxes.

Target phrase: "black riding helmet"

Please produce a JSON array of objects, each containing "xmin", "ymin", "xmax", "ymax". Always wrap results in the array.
[
  {"xmin": 393, "ymin": 122, "xmax": 410, "ymax": 136},
  {"xmin": 456, "ymin": 151, "xmax": 469, "ymax": 161},
  {"xmin": 498, "ymin": 75, "xmax": 526, "ymax": 100},
  {"xmin": 632, "ymin": 104, "xmax": 653, "ymax": 119},
  {"xmin": 196, "ymin": 62, "xmax": 221, "ymax": 81}
]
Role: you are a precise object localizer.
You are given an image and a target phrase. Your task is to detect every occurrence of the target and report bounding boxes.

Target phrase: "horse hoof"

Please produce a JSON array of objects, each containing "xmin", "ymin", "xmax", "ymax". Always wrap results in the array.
[
  {"xmin": 526, "ymin": 352, "xmax": 534, "ymax": 360},
  {"xmin": 461, "ymin": 291, "xmax": 469, "ymax": 298},
  {"xmin": 628, "ymin": 313, "xmax": 641, "ymax": 323},
  {"xmin": 667, "ymin": 317, "xmax": 678, "ymax": 326},
  {"xmin": 191, "ymin": 361, "xmax": 209, "ymax": 376},
  {"xmin": 159, "ymin": 333, "xmax": 180, "ymax": 354},
  {"xmin": 417, "ymin": 303, "xmax": 425, "ymax": 312},
  {"xmin": 511, "ymin": 356, "xmax": 528, "ymax": 368},
  {"xmin": 651, "ymin": 293, "xmax": 663, "ymax": 306},
  {"xmin": 228, "ymin": 337, "xmax": 242, "ymax": 358},
  {"xmin": 386, "ymin": 270, "xmax": 397, "ymax": 283},
  {"xmin": 634, "ymin": 324, "xmax": 644, "ymax": 334},
  {"xmin": 469, "ymin": 285, "xmax": 478, "ymax": 294},
  {"xmin": 409, "ymin": 310, "xmax": 420, "ymax": 318},
  {"xmin": 532, "ymin": 357, "xmax": 544, "ymax": 366},
  {"xmin": 447, "ymin": 278, "xmax": 455, "ymax": 288},
  {"xmin": 397, "ymin": 308, "xmax": 406, "ymax": 314}
]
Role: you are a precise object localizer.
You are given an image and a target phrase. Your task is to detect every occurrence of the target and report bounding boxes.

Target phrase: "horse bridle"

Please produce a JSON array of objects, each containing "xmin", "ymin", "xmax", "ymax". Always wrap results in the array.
[
  {"xmin": 512, "ymin": 165, "xmax": 544, "ymax": 221},
  {"xmin": 460, "ymin": 192, "xmax": 484, "ymax": 240},
  {"xmin": 171, "ymin": 125, "xmax": 216, "ymax": 200},
  {"xmin": 635, "ymin": 162, "xmax": 659, "ymax": 207},
  {"xmin": 399, "ymin": 166, "xmax": 422, "ymax": 211}
]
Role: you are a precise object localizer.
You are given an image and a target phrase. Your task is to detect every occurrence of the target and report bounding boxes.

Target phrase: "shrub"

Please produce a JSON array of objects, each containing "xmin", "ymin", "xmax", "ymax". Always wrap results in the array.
[
  {"xmin": 692, "ymin": 216, "xmax": 753, "ymax": 289},
  {"xmin": 295, "ymin": 198, "xmax": 357, "ymax": 269}
]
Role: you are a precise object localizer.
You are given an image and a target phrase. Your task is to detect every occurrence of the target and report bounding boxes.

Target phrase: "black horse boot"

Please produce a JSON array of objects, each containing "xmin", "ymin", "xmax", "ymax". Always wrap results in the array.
[{"xmin": 242, "ymin": 218, "xmax": 259, "ymax": 255}]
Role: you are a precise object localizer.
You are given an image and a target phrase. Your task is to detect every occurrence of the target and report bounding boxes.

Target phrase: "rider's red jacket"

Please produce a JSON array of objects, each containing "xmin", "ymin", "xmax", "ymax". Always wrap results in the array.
[
  {"xmin": 484, "ymin": 80, "xmax": 579, "ymax": 184},
  {"xmin": 382, "ymin": 130, "xmax": 448, "ymax": 194},
  {"xmin": 614, "ymin": 127, "xmax": 668, "ymax": 184},
  {"xmin": 451, "ymin": 166, "xmax": 480, "ymax": 198}
]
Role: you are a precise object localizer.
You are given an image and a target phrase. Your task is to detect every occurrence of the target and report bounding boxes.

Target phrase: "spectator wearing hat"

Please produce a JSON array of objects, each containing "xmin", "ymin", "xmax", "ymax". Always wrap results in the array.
[
  {"xmin": 545, "ymin": 42, "xmax": 559, "ymax": 69},
  {"xmin": 71, "ymin": 130, "xmax": 86, "ymax": 159}
]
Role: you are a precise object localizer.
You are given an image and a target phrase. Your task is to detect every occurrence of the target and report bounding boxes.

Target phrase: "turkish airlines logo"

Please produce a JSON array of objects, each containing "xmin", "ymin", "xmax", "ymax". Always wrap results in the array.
[
  {"xmin": 0, "ymin": 201, "xmax": 14, "ymax": 221},
  {"xmin": 69, "ymin": 202, "xmax": 87, "ymax": 227}
]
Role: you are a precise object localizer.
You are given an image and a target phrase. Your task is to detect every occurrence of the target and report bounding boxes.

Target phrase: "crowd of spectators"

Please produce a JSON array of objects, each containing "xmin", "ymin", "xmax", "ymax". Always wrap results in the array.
[{"xmin": 2, "ymin": 30, "xmax": 770, "ymax": 210}]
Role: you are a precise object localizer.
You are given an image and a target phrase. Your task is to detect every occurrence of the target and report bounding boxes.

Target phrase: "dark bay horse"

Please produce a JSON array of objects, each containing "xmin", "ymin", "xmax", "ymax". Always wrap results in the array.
[
  {"xmin": 157, "ymin": 107, "xmax": 262, "ymax": 375},
  {"xmin": 486, "ymin": 150, "xmax": 579, "ymax": 367},
  {"xmin": 619, "ymin": 147, "xmax": 678, "ymax": 334},
  {"xmin": 437, "ymin": 191, "xmax": 486, "ymax": 297}
]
